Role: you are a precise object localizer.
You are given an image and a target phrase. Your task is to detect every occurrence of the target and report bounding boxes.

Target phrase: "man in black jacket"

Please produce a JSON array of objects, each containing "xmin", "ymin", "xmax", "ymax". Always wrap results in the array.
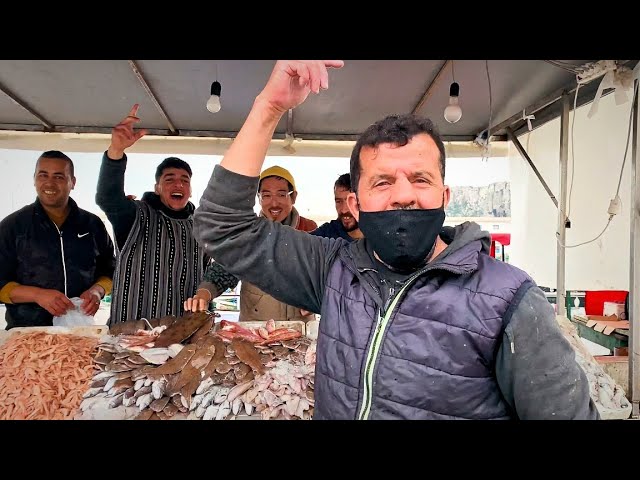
[
  {"xmin": 96, "ymin": 104, "xmax": 209, "ymax": 325},
  {"xmin": 310, "ymin": 173, "xmax": 363, "ymax": 242},
  {"xmin": 0, "ymin": 150, "xmax": 116, "ymax": 329}
]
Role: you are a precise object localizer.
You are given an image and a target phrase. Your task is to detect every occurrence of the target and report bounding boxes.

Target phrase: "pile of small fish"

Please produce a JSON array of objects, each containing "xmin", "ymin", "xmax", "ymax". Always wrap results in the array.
[
  {"xmin": 79, "ymin": 314, "xmax": 316, "ymax": 420},
  {"xmin": 190, "ymin": 333, "xmax": 315, "ymax": 420},
  {"xmin": 244, "ymin": 340, "xmax": 316, "ymax": 420},
  {"xmin": 79, "ymin": 312, "xmax": 216, "ymax": 418},
  {"xmin": 557, "ymin": 316, "xmax": 631, "ymax": 414},
  {"xmin": 0, "ymin": 331, "xmax": 99, "ymax": 420}
]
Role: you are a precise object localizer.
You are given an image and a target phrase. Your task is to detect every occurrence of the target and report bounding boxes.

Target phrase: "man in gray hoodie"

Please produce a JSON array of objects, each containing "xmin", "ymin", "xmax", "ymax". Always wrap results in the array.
[{"xmin": 193, "ymin": 60, "xmax": 598, "ymax": 420}]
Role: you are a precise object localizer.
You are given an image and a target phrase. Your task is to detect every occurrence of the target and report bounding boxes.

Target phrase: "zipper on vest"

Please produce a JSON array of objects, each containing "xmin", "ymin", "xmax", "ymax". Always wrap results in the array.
[
  {"xmin": 53, "ymin": 223, "xmax": 68, "ymax": 296},
  {"xmin": 357, "ymin": 274, "xmax": 423, "ymax": 420},
  {"xmin": 345, "ymin": 249, "xmax": 468, "ymax": 419},
  {"xmin": 356, "ymin": 262, "xmax": 467, "ymax": 420}
]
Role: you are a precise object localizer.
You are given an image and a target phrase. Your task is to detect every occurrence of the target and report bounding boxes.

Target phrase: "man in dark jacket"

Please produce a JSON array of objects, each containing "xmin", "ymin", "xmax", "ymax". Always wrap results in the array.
[
  {"xmin": 96, "ymin": 104, "xmax": 209, "ymax": 325},
  {"xmin": 311, "ymin": 173, "xmax": 363, "ymax": 242},
  {"xmin": 193, "ymin": 60, "xmax": 599, "ymax": 420},
  {"xmin": 0, "ymin": 151, "xmax": 115, "ymax": 329}
]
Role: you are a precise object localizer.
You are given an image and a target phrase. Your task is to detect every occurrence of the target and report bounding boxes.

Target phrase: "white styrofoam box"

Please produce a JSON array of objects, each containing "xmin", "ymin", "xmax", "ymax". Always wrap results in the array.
[{"xmin": 603, "ymin": 301, "xmax": 626, "ymax": 320}]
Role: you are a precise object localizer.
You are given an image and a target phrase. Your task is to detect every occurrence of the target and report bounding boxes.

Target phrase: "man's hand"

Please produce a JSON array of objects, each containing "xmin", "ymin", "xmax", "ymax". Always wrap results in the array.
[
  {"xmin": 36, "ymin": 289, "xmax": 75, "ymax": 317},
  {"xmin": 256, "ymin": 60, "xmax": 344, "ymax": 115},
  {"xmin": 107, "ymin": 104, "xmax": 148, "ymax": 160},
  {"xmin": 184, "ymin": 289, "xmax": 212, "ymax": 313},
  {"xmin": 218, "ymin": 60, "xmax": 345, "ymax": 178},
  {"xmin": 79, "ymin": 287, "xmax": 104, "ymax": 316}
]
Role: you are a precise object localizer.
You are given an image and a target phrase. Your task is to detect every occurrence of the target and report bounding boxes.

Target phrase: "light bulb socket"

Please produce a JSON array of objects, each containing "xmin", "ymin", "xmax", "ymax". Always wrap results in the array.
[
  {"xmin": 449, "ymin": 82, "xmax": 460, "ymax": 97},
  {"xmin": 211, "ymin": 81, "xmax": 221, "ymax": 96}
]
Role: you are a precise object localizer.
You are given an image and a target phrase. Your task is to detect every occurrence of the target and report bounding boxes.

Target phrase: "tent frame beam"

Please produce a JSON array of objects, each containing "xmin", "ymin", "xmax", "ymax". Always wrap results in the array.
[
  {"xmin": 556, "ymin": 93, "xmax": 571, "ymax": 317},
  {"xmin": 412, "ymin": 60, "xmax": 450, "ymax": 115},
  {"xmin": 506, "ymin": 126, "xmax": 560, "ymax": 210},
  {"xmin": 630, "ymin": 79, "xmax": 640, "ymax": 417},
  {"xmin": 0, "ymin": 81, "xmax": 54, "ymax": 130},
  {"xmin": 128, "ymin": 60, "xmax": 178, "ymax": 135},
  {"xmin": 0, "ymin": 122, "xmax": 504, "ymax": 143}
]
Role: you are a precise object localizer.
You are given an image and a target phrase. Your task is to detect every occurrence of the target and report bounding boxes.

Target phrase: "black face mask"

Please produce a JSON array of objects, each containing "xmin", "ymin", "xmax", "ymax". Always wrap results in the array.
[{"xmin": 358, "ymin": 207, "xmax": 446, "ymax": 271}]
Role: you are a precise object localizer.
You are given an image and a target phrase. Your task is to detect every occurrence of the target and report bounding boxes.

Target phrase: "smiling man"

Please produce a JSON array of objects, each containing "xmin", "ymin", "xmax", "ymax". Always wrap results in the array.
[
  {"xmin": 184, "ymin": 165, "xmax": 317, "ymax": 322},
  {"xmin": 0, "ymin": 150, "xmax": 115, "ymax": 329},
  {"xmin": 96, "ymin": 105, "xmax": 209, "ymax": 325}
]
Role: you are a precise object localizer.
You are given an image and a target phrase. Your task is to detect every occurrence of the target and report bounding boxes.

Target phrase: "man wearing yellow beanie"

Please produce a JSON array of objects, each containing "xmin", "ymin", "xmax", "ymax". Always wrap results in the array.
[
  {"xmin": 256, "ymin": 165, "xmax": 317, "ymax": 230},
  {"xmin": 185, "ymin": 165, "xmax": 317, "ymax": 321}
]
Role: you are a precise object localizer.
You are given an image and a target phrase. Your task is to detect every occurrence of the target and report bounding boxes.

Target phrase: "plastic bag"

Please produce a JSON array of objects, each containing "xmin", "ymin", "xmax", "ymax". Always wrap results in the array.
[{"xmin": 53, "ymin": 297, "xmax": 95, "ymax": 327}]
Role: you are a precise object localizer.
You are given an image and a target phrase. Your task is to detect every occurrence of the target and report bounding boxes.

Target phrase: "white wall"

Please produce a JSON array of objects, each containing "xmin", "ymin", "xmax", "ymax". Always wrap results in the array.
[{"xmin": 509, "ymin": 92, "xmax": 634, "ymax": 290}]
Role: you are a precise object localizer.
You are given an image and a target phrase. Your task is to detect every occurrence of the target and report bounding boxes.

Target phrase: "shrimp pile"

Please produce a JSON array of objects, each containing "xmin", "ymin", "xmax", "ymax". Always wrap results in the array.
[{"xmin": 0, "ymin": 332, "xmax": 98, "ymax": 420}]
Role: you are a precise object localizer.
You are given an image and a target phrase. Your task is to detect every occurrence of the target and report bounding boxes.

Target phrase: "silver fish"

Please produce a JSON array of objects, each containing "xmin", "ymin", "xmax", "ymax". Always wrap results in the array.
[
  {"xmin": 82, "ymin": 387, "xmax": 104, "ymax": 399},
  {"xmin": 92, "ymin": 371, "xmax": 117, "ymax": 381},
  {"xmin": 136, "ymin": 392, "xmax": 154, "ymax": 410},
  {"xmin": 203, "ymin": 405, "xmax": 219, "ymax": 420},
  {"xmin": 103, "ymin": 376, "xmax": 118, "ymax": 392},
  {"xmin": 109, "ymin": 393, "xmax": 125, "ymax": 408},
  {"xmin": 215, "ymin": 401, "xmax": 231, "ymax": 420},
  {"xmin": 196, "ymin": 377, "xmax": 214, "ymax": 395},
  {"xmin": 152, "ymin": 379, "xmax": 167, "ymax": 400}
]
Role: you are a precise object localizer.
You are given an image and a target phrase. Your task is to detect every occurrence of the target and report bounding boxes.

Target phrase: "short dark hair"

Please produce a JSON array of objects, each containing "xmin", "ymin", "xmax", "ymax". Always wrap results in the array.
[
  {"xmin": 349, "ymin": 114, "xmax": 446, "ymax": 194},
  {"xmin": 334, "ymin": 173, "xmax": 352, "ymax": 191},
  {"xmin": 155, "ymin": 157, "xmax": 192, "ymax": 183},
  {"xmin": 37, "ymin": 150, "xmax": 75, "ymax": 177}
]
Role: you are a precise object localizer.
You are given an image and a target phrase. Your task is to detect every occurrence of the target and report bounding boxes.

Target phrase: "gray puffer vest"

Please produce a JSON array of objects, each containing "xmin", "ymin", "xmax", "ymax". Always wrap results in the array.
[{"xmin": 313, "ymin": 230, "xmax": 532, "ymax": 420}]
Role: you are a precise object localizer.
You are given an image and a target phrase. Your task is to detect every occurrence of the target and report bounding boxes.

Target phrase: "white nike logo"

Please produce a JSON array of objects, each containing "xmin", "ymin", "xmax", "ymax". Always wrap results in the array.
[{"xmin": 77, "ymin": 232, "xmax": 90, "ymax": 238}]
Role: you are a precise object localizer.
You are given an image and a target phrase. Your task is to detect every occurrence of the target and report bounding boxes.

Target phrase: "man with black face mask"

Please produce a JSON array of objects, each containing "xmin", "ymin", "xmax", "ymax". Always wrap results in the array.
[{"xmin": 193, "ymin": 60, "xmax": 598, "ymax": 420}]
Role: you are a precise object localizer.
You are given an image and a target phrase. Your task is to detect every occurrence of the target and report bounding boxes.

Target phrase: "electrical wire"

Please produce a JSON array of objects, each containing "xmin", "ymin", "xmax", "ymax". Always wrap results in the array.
[{"xmin": 557, "ymin": 80, "xmax": 637, "ymax": 248}]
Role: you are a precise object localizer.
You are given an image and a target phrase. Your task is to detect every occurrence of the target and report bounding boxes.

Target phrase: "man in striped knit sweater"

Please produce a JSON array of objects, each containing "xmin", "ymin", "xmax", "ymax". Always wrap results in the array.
[{"xmin": 96, "ymin": 105, "xmax": 209, "ymax": 325}]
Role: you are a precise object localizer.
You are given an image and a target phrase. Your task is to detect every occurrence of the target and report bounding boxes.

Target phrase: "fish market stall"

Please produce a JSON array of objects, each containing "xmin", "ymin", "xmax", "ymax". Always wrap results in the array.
[
  {"xmin": 78, "ymin": 314, "xmax": 316, "ymax": 420},
  {"xmin": 0, "ymin": 313, "xmax": 629, "ymax": 420}
]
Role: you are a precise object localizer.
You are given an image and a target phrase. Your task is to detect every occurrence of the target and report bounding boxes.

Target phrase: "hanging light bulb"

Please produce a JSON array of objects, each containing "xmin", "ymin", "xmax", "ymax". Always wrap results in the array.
[
  {"xmin": 444, "ymin": 82, "xmax": 462, "ymax": 123},
  {"xmin": 206, "ymin": 81, "xmax": 222, "ymax": 113}
]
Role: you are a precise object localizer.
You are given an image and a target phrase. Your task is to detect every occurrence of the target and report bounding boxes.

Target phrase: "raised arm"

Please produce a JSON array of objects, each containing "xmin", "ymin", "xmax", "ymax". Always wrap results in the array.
[
  {"xmin": 219, "ymin": 60, "xmax": 343, "ymax": 177},
  {"xmin": 95, "ymin": 104, "xmax": 148, "ymax": 249},
  {"xmin": 193, "ymin": 61, "xmax": 344, "ymax": 313}
]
